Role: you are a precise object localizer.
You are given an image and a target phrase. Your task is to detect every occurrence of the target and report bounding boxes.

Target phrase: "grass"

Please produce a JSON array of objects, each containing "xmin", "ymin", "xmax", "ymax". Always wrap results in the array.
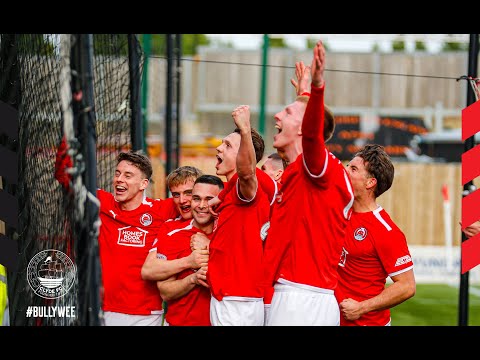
[{"xmin": 391, "ymin": 283, "xmax": 480, "ymax": 326}]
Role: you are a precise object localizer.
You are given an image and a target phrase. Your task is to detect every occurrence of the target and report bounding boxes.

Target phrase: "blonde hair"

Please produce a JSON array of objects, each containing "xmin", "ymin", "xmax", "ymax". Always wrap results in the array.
[{"xmin": 166, "ymin": 166, "xmax": 203, "ymax": 190}]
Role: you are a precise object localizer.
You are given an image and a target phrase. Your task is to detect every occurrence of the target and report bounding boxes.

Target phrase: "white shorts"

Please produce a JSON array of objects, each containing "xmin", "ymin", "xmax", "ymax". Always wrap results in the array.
[
  {"xmin": 264, "ymin": 304, "xmax": 271, "ymax": 326},
  {"xmin": 210, "ymin": 296, "xmax": 264, "ymax": 326},
  {"xmin": 266, "ymin": 280, "xmax": 340, "ymax": 326},
  {"xmin": 103, "ymin": 311, "xmax": 165, "ymax": 326}
]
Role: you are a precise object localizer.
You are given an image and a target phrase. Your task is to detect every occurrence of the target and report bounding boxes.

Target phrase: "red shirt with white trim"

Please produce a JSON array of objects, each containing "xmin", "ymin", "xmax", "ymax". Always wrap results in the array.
[
  {"xmin": 207, "ymin": 168, "xmax": 276, "ymax": 301},
  {"xmin": 263, "ymin": 84, "xmax": 354, "ymax": 292},
  {"xmin": 335, "ymin": 207, "xmax": 414, "ymax": 326},
  {"xmin": 156, "ymin": 220, "xmax": 212, "ymax": 326},
  {"xmin": 97, "ymin": 189, "xmax": 178, "ymax": 315}
]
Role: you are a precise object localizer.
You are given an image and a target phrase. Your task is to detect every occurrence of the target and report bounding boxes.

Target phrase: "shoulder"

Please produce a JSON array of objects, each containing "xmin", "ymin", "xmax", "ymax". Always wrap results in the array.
[
  {"xmin": 371, "ymin": 208, "xmax": 405, "ymax": 238},
  {"xmin": 97, "ymin": 189, "xmax": 113, "ymax": 204},
  {"xmin": 165, "ymin": 218, "xmax": 194, "ymax": 235}
]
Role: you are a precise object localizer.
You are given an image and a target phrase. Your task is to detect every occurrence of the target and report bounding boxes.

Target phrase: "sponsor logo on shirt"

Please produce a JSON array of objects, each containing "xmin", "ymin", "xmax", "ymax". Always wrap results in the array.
[
  {"xmin": 354, "ymin": 227, "xmax": 367, "ymax": 241},
  {"xmin": 109, "ymin": 210, "xmax": 118, "ymax": 219},
  {"xmin": 394, "ymin": 255, "xmax": 412, "ymax": 267},
  {"xmin": 140, "ymin": 213, "xmax": 153, "ymax": 226},
  {"xmin": 117, "ymin": 226, "xmax": 148, "ymax": 247},
  {"xmin": 260, "ymin": 221, "xmax": 270, "ymax": 241}
]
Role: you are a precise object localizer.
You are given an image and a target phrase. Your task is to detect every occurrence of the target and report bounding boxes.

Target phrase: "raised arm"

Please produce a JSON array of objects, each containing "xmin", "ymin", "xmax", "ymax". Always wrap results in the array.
[
  {"xmin": 290, "ymin": 61, "xmax": 311, "ymax": 96},
  {"xmin": 232, "ymin": 105, "xmax": 257, "ymax": 201},
  {"xmin": 302, "ymin": 40, "xmax": 328, "ymax": 176}
]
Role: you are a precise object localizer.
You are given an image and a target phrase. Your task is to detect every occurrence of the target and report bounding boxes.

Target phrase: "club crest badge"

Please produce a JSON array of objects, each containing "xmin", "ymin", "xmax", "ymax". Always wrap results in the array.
[
  {"xmin": 140, "ymin": 213, "xmax": 153, "ymax": 226},
  {"xmin": 27, "ymin": 249, "xmax": 76, "ymax": 299},
  {"xmin": 354, "ymin": 227, "xmax": 367, "ymax": 241}
]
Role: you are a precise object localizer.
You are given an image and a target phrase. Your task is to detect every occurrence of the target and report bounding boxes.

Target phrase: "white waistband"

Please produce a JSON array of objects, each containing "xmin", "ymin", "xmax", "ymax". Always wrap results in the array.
[{"xmin": 276, "ymin": 278, "xmax": 334, "ymax": 294}]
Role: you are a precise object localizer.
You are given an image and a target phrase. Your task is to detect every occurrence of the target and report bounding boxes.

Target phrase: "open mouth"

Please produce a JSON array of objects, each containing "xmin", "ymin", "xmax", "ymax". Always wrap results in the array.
[
  {"xmin": 216, "ymin": 155, "xmax": 223, "ymax": 168},
  {"xmin": 180, "ymin": 205, "xmax": 191, "ymax": 213},
  {"xmin": 115, "ymin": 185, "xmax": 127, "ymax": 195}
]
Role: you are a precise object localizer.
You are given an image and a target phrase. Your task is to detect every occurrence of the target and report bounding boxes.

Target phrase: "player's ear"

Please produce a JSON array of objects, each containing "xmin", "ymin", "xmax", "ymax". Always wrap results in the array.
[
  {"xmin": 366, "ymin": 177, "xmax": 377, "ymax": 190},
  {"xmin": 140, "ymin": 178, "xmax": 149, "ymax": 191}
]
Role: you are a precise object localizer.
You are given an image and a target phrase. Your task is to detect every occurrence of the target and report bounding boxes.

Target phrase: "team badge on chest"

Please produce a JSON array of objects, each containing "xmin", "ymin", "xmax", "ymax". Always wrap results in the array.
[
  {"xmin": 354, "ymin": 227, "xmax": 367, "ymax": 241},
  {"xmin": 140, "ymin": 213, "xmax": 153, "ymax": 226}
]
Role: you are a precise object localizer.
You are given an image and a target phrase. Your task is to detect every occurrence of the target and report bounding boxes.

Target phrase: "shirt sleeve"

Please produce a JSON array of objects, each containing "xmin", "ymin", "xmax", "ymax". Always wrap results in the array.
[
  {"xmin": 302, "ymin": 83, "xmax": 327, "ymax": 177},
  {"xmin": 375, "ymin": 228, "xmax": 413, "ymax": 277}
]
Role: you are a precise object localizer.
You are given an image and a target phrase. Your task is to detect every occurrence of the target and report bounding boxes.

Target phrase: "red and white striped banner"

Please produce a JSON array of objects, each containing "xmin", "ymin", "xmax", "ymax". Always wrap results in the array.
[{"xmin": 461, "ymin": 101, "xmax": 480, "ymax": 273}]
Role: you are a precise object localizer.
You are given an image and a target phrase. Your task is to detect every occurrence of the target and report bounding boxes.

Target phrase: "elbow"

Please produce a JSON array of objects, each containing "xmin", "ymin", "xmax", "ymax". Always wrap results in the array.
[
  {"xmin": 157, "ymin": 286, "xmax": 173, "ymax": 302},
  {"xmin": 160, "ymin": 293, "xmax": 173, "ymax": 302},
  {"xmin": 141, "ymin": 266, "xmax": 152, "ymax": 281},
  {"xmin": 405, "ymin": 282, "xmax": 416, "ymax": 300}
]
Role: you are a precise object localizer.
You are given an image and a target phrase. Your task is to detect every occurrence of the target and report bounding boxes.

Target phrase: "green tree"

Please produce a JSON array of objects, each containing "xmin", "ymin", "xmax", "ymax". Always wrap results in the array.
[
  {"xmin": 140, "ymin": 34, "xmax": 210, "ymax": 56},
  {"xmin": 442, "ymin": 34, "xmax": 468, "ymax": 52},
  {"xmin": 17, "ymin": 34, "xmax": 55, "ymax": 56},
  {"xmin": 93, "ymin": 34, "xmax": 128, "ymax": 56},
  {"xmin": 442, "ymin": 41, "xmax": 468, "ymax": 52},
  {"xmin": 269, "ymin": 37, "xmax": 288, "ymax": 48},
  {"xmin": 306, "ymin": 38, "xmax": 329, "ymax": 51},
  {"xmin": 415, "ymin": 41, "xmax": 426, "ymax": 51},
  {"xmin": 392, "ymin": 40, "xmax": 405, "ymax": 52}
]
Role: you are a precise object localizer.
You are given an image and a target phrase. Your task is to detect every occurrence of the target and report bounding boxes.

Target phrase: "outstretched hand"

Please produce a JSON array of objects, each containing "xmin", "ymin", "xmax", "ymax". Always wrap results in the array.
[
  {"xmin": 311, "ymin": 41, "xmax": 326, "ymax": 88},
  {"xmin": 290, "ymin": 61, "xmax": 311, "ymax": 96}
]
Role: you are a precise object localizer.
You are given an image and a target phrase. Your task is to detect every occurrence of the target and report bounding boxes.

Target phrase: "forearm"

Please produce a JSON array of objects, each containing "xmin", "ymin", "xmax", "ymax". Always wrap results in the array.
[
  {"xmin": 142, "ymin": 252, "xmax": 191, "ymax": 281},
  {"xmin": 302, "ymin": 84, "xmax": 326, "ymax": 174},
  {"xmin": 360, "ymin": 280, "xmax": 415, "ymax": 315},
  {"xmin": 157, "ymin": 274, "xmax": 197, "ymax": 302},
  {"xmin": 236, "ymin": 128, "xmax": 257, "ymax": 200}
]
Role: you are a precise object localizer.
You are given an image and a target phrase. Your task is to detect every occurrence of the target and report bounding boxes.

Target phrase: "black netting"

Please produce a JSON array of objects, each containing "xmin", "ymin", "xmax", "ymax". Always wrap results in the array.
[
  {"xmin": 93, "ymin": 34, "xmax": 136, "ymax": 192},
  {"xmin": 2, "ymin": 34, "xmax": 143, "ymax": 326}
]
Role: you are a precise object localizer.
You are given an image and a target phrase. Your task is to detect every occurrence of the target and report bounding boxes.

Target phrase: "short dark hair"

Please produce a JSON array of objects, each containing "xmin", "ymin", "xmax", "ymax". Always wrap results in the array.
[
  {"xmin": 166, "ymin": 166, "xmax": 203, "ymax": 190},
  {"xmin": 267, "ymin": 152, "xmax": 285, "ymax": 170},
  {"xmin": 234, "ymin": 127, "xmax": 265, "ymax": 164},
  {"xmin": 117, "ymin": 151, "xmax": 152, "ymax": 180},
  {"xmin": 194, "ymin": 174, "xmax": 224, "ymax": 190},
  {"xmin": 324, "ymin": 105, "xmax": 335, "ymax": 142},
  {"xmin": 354, "ymin": 144, "xmax": 394, "ymax": 198}
]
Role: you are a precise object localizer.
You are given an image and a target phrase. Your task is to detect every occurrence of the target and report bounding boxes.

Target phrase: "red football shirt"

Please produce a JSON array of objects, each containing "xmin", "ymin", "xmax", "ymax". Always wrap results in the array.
[
  {"xmin": 97, "ymin": 189, "xmax": 178, "ymax": 315},
  {"xmin": 263, "ymin": 84, "xmax": 354, "ymax": 292},
  {"xmin": 208, "ymin": 168, "xmax": 276, "ymax": 301},
  {"xmin": 336, "ymin": 207, "xmax": 413, "ymax": 326},
  {"xmin": 156, "ymin": 220, "xmax": 212, "ymax": 326}
]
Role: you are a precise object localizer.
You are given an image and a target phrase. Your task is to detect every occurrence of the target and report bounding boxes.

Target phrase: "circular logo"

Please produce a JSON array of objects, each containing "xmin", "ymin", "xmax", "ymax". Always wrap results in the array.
[
  {"xmin": 354, "ymin": 227, "xmax": 368, "ymax": 241},
  {"xmin": 27, "ymin": 249, "xmax": 76, "ymax": 299},
  {"xmin": 140, "ymin": 213, "xmax": 153, "ymax": 226}
]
